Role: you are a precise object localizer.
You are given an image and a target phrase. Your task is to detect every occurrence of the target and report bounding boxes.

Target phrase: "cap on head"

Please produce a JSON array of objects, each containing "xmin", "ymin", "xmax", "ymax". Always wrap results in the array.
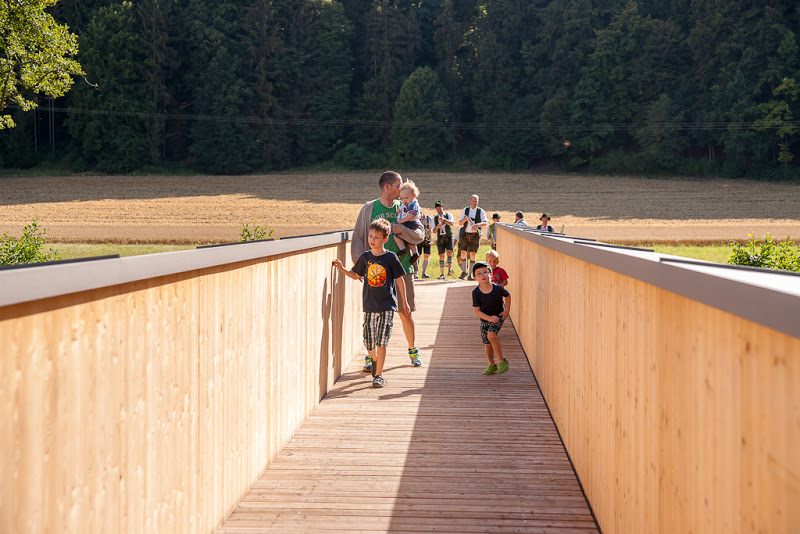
[
  {"xmin": 434, "ymin": 200, "xmax": 443, "ymax": 207},
  {"xmin": 492, "ymin": 213, "xmax": 500, "ymax": 219},
  {"xmin": 472, "ymin": 261, "xmax": 492, "ymax": 277},
  {"xmin": 540, "ymin": 213, "xmax": 550, "ymax": 220}
]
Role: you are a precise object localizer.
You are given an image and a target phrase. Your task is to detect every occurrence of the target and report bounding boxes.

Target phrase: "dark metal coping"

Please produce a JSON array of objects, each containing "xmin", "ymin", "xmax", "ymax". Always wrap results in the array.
[
  {"xmin": 0, "ymin": 230, "xmax": 352, "ymax": 308},
  {"xmin": 500, "ymin": 223, "xmax": 800, "ymax": 339}
]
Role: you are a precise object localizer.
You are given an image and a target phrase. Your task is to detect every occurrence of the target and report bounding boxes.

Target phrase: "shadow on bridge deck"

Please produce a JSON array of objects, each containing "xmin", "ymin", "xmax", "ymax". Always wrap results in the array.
[{"xmin": 216, "ymin": 280, "xmax": 598, "ymax": 533}]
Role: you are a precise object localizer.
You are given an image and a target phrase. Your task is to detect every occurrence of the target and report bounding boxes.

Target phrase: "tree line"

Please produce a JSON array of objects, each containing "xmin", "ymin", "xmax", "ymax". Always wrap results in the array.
[{"xmin": 2, "ymin": 0, "xmax": 799, "ymax": 179}]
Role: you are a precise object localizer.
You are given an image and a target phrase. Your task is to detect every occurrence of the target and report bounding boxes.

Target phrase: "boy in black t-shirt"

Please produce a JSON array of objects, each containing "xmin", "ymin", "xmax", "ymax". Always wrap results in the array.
[
  {"xmin": 471, "ymin": 261, "xmax": 511, "ymax": 375},
  {"xmin": 333, "ymin": 218, "xmax": 407, "ymax": 388}
]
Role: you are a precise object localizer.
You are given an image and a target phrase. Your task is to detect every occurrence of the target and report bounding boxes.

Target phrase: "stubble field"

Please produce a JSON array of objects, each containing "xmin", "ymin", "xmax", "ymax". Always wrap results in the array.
[{"xmin": 1, "ymin": 172, "xmax": 798, "ymax": 245}]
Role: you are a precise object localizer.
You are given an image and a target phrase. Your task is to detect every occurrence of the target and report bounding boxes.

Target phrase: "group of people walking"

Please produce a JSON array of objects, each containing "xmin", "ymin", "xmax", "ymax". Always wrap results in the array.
[{"xmin": 333, "ymin": 170, "xmax": 543, "ymax": 388}]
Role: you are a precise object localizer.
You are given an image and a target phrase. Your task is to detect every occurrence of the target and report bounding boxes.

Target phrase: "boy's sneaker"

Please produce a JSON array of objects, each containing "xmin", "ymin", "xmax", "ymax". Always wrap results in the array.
[
  {"xmin": 372, "ymin": 375, "xmax": 386, "ymax": 388},
  {"xmin": 448, "ymin": 269, "xmax": 455, "ymax": 277},
  {"xmin": 459, "ymin": 272, "xmax": 467, "ymax": 280},
  {"xmin": 409, "ymin": 348, "xmax": 422, "ymax": 367},
  {"xmin": 437, "ymin": 274, "xmax": 445, "ymax": 280},
  {"xmin": 498, "ymin": 359, "xmax": 509, "ymax": 374},
  {"xmin": 483, "ymin": 364, "xmax": 497, "ymax": 375},
  {"xmin": 410, "ymin": 253, "xmax": 420, "ymax": 264},
  {"xmin": 422, "ymin": 273, "xmax": 430, "ymax": 278},
  {"xmin": 362, "ymin": 356, "xmax": 372, "ymax": 373},
  {"xmin": 397, "ymin": 248, "xmax": 408, "ymax": 257}
]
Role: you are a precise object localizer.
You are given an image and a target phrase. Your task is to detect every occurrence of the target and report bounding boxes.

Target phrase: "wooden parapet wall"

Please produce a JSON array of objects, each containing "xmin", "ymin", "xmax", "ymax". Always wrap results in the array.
[
  {"xmin": 0, "ymin": 232, "xmax": 362, "ymax": 534},
  {"xmin": 499, "ymin": 225, "xmax": 800, "ymax": 534}
]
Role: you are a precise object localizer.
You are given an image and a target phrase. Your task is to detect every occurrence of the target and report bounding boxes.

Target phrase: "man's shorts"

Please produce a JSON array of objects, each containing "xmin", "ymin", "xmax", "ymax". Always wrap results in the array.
[
  {"xmin": 400, "ymin": 273, "xmax": 416, "ymax": 313},
  {"xmin": 459, "ymin": 231, "xmax": 481, "ymax": 254},
  {"xmin": 480, "ymin": 317, "xmax": 504, "ymax": 344},
  {"xmin": 419, "ymin": 243, "xmax": 431, "ymax": 255},
  {"xmin": 436, "ymin": 235, "xmax": 453, "ymax": 255},
  {"xmin": 363, "ymin": 311, "xmax": 394, "ymax": 351}
]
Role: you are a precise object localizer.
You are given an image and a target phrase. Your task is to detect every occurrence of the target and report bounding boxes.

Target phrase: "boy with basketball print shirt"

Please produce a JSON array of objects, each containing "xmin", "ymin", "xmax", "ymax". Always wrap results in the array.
[{"xmin": 333, "ymin": 219, "xmax": 407, "ymax": 388}]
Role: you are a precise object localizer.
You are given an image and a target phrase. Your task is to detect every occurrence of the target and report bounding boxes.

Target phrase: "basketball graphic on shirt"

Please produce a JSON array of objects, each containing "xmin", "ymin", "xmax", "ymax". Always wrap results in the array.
[{"xmin": 366, "ymin": 262, "xmax": 387, "ymax": 287}]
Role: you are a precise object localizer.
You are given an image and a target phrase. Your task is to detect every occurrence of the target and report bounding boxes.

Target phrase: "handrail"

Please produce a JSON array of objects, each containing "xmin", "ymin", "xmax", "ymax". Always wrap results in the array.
[
  {"xmin": 501, "ymin": 223, "xmax": 800, "ymax": 338},
  {"xmin": 0, "ymin": 231, "xmax": 352, "ymax": 308}
]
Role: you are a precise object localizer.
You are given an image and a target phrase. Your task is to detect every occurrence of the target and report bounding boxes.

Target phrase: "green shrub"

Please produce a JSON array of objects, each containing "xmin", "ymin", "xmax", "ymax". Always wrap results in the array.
[
  {"xmin": 0, "ymin": 219, "xmax": 60, "ymax": 265},
  {"xmin": 333, "ymin": 144, "xmax": 377, "ymax": 170},
  {"xmin": 239, "ymin": 221, "xmax": 274, "ymax": 242},
  {"xmin": 727, "ymin": 234, "xmax": 800, "ymax": 272}
]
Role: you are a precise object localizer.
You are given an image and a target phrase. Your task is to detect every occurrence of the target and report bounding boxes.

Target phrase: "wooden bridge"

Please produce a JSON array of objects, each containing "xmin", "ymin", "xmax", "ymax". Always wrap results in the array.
[
  {"xmin": 2, "ymin": 226, "xmax": 798, "ymax": 533},
  {"xmin": 217, "ymin": 280, "xmax": 597, "ymax": 533}
]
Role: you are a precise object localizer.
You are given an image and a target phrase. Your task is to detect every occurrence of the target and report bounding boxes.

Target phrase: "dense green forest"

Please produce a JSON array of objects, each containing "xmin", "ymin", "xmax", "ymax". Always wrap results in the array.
[{"xmin": 3, "ymin": 0, "xmax": 800, "ymax": 178}]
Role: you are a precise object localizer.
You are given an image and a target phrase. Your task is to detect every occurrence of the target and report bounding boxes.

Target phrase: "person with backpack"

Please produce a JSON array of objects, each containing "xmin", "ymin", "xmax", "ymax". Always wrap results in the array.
[{"xmin": 457, "ymin": 194, "xmax": 488, "ymax": 280}]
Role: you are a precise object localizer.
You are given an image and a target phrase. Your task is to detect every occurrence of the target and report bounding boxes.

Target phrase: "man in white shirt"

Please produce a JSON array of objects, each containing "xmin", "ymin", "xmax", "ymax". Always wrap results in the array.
[
  {"xmin": 514, "ymin": 211, "xmax": 528, "ymax": 226},
  {"xmin": 457, "ymin": 194, "xmax": 489, "ymax": 280}
]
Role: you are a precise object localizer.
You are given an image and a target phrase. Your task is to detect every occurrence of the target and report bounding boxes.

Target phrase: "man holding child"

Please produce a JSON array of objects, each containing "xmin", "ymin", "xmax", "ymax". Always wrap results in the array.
[{"xmin": 352, "ymin": 171, "xmax": 424, "ymax": 372}]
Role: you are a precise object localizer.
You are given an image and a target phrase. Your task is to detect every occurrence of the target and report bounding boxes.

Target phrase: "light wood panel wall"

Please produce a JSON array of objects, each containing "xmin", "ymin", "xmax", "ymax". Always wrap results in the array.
[
  {"xmin": 0, "ymin": 242, "xmax": 362, "ymax": 534},
  {"xmin": 500, "ymin": 230, "xmax": 800, "ymax": 534}
]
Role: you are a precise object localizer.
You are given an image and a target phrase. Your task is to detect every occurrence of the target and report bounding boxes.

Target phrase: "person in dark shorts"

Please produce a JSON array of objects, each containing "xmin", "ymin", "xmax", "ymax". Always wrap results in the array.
[
  {"xmin": 432, "ymin": 200, "xmax": 455, "ymax": 279},
  {"xmin": 417, "ymin": 211, "xmax": 434, "ymax": 278},
  {"xmin": 458, "ymin": 195, "xmax": 488, "ymax": 280},
  {"xmin": 489, "ymin": 213, "xmax": 501, "ymax": 249},
  {"xmin": 471, "ymin": 261, "xmax": 511, "ymax": 375},
  {"xmin": 333, "ymin": 218, "xmax": 408, "ymax": 388}
]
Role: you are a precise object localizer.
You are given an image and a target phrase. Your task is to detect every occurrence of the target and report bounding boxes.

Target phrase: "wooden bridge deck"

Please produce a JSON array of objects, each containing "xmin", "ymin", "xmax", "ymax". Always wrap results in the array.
[{"xmin": 217, "ymin": 280, "xmax": 598, "ymax": 533}]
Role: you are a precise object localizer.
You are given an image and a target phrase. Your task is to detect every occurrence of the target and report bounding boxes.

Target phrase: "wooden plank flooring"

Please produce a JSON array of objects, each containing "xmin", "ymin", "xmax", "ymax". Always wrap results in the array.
[{"xmin": 217, "ymin": 280, "xmax": 598, "ymax": 533}]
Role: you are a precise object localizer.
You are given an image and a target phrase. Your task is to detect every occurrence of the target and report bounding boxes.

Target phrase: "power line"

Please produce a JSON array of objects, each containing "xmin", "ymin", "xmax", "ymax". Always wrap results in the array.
[{"xmin": 14, "ymin": 104, "xmax": 799, "ymax": 132}]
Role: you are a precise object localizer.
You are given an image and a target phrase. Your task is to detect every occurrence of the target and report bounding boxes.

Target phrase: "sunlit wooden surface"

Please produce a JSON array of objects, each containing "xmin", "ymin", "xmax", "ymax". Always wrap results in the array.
[{"xmin": 217, "ymin": 280, "xmax": 597, "ymax": 533}]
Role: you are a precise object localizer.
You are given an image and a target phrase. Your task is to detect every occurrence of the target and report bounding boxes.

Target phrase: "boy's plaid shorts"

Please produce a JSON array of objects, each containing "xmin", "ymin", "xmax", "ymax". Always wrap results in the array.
[
  {"xmin": 480, "ymin": 317, "xmax": 504, "ymax": 344},
  {"xmin": 363, "ymin": 311, "xmax": 394, "ymax": 351}
]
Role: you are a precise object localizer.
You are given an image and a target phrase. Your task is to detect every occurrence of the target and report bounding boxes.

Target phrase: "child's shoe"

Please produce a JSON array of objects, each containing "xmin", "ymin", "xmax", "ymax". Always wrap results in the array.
[
  {"xmin": 483, "ymin": 364, "xmax": 497, "ymax": 375},
  {"xmin": 362, "ymin": 356, "xmax": 372, "ymax": 373},
  {"xmin": 409, "ymin": 348, "xmax": 423, "ymax": 367},
  {"xmin": 372, "ymin": 375, "xmax": 386, "ymax": 388},
  {"xmin": 498, "ymin": 359, "xmax": 509, "ymax": 374},
  {"xmin": 397, "ymin": 247, "xmax": 408, "ymax": 257},
  {"xmin": 410, "ymin": 252, "xmax": 420, "ymax": 264}
]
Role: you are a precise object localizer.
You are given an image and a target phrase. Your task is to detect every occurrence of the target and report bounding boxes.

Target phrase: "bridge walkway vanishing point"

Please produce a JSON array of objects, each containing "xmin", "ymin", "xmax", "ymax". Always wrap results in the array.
[{"xmin": 217, "ymin": 279, "xmax": 599, "ymax": 533}]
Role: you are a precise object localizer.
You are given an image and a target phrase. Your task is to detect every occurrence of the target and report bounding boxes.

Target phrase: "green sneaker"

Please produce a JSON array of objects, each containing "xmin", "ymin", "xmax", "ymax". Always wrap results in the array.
[
  {"xmin": 498, "ymin": 359, "xmax": 509, "ymax": 374},
  {"xmin": 483, "ymin": 364, "xmax": 497, "ymax": 375}
]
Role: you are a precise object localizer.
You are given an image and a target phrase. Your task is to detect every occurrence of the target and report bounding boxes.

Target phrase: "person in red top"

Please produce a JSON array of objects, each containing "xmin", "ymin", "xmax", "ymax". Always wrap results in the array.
[{"xmin": 485, "ymin": 250, "xmax": 508, "ymax": 287}]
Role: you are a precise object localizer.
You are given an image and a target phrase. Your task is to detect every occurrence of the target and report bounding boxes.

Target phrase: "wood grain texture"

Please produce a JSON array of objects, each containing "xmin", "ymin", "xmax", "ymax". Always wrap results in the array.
[
  {"xmin": 0, "ymin": 242, "xmax": 361, "ymax": 534},
  {"xmin": 217, "ymin": 280, "xmax": 597, "ymax": 533},
  {"xmin": 500, "ymin": 229, "xmax": 800, "ymax": 534}
]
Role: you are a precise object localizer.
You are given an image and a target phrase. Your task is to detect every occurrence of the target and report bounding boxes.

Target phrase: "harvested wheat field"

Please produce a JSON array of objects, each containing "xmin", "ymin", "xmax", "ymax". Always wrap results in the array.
[{"xmin": 1, "ymin": 172, "xmax": 798, "ymax": 244}]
